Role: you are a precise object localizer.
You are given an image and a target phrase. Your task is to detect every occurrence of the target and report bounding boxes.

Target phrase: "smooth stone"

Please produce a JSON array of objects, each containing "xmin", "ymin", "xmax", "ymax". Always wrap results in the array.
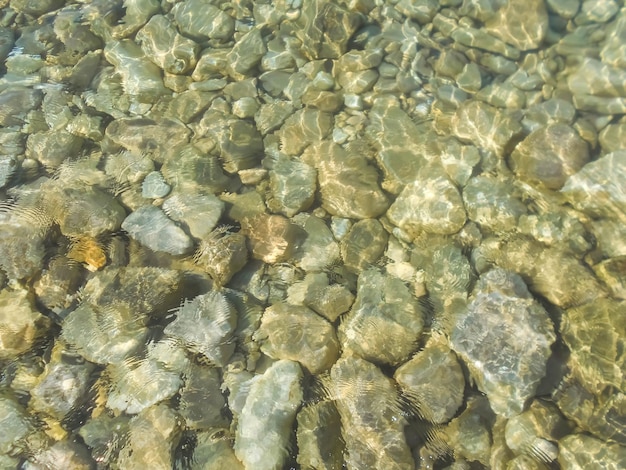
[
  {"xmin": 0, "ymin": 289, "xmax": 50, "ymax": 360},
  {"xmin": 601, "ymin": 10, "xmax": 626, "ymax": 68},
  {"xmin": 475, "ymin": 82, "xmax": 526, "ymax": 109},
  {"xmin": 162, "ymin": 193, "xmax": 224, "ymax": 240},
  {"xmin": 339, "ymin": 268, "xmax": 424, "ymax": 366},
  {"xmin": 287, "ymin": 272, "xmax": 354, "ymax": 322},
  {"xmin": 172, "ymin": 0, "xmax": 235, "ymax": 41},
  {"xmin": 463, "ymin": 175, "xmax": 526, "ymax": 232},
  {"xmin": 0, "ymin": 396, "xmax": 32, "ymax": 455},
  {"xmin": 451, "ymin": 100, "xmax": 523, "ymax": 156},
  {"xmin": 277, "ymin": 108, "xmax": 333, "ymax": 156},
  {"xmin": 394, "ymin": 336, "xmax": 465, "ymax": 424},
  {"xmin": 559, "ymin": 434, "xmax": 626, "ymax": 468},
  {"xmin": 164, "ymin": 290, "xmax": 237, "ymax": 366},
  {"xmin": 484, "ymin": 0, "xmax": 549, "ymax": 50},
  {"xmin": 291, "ymin": 214, "xmax": 341, "ymax": 272},
  {"xmin": 510, "ymin": 124, "xmax": 590, "ymax": 190},
  {"xmin": 141, "ymin": 171, "xmax": 170, "ymax": 198},
  {"xmin": 547, "ymin": 0, "xmax": 581, "ymax": 19},
  {"xmin": 234, "ymin": 360, "xmax": 303, "ymax": 470},
  {"xmin": 451, "ymin": 269, "xmax": 556, "ymax": 417},
  {"xmin": 255, "ymin": 302, "xmax": 340, "ymax": 374},
  {"xmin": 116, "ymin": 404, "xmax": 182, "ymax": 470},
  {"xmin": 122, "ymin": 205, "xmax": 193, "ymax": 255},
  {"xmin": 576, "ymin": 0, "xmax": 618, "ymax": 24},
  {"xmin": 341, "ymin": 218, "xmax": 388, "ymax": 272},
  {"xmin": 242, "ymin": 214, "xmax": 304, "ymax": 264},
  {"xmin": 561, "ymin": 150, "xmax": 626, "ymax": 221},
  {"xmin": 387, "ymin": 174, "xmax": 467, "ymax": 237},
  {"xmin": 194, "ymin": 228, "xmax": 248, "ymax": 286},
  {"xmin": 568, "ymin": 57, "xmax": 626, "ymax": 98},
  {"xmin": 598, "ymin": 120, "xmax": 626, "ymax": 154},
  {"xmin": 297, "ymin": 401, "xmax": 344, "ymax": 470},
  {"xmin": 265, "ymin": 153, "xmax": 317, "ymax": 217},
  {"xmin": 178, "ymin": 364, "xmax": 228, "ymax": 430},
  {"xmin": 301, "ymin": 141, "xmax": 389, "ymax": 219},
  {"xmin": 329, "ymin": 356, "xmax": 414, "ymax": 469}
]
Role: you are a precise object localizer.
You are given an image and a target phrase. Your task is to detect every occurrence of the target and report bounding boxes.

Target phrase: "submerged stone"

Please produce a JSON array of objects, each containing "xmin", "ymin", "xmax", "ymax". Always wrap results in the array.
[
  {"xmin": 0, "ymin": 289, "xmax": 50, "ymax": 360},
  {"xmin": 234, "ymin": 360, "xmax": 303, "ymax": 470},
  {"xmin": 510, "ymin": 124, "xmax": 590, "ymax": 190},
  {"xmin": 451, "ymin": 269, "xmax": 555, "ymax": 417},
  {"xmin": 255, "ymin": 302, "xmax": 340, "ymax": 374},
  {"xmin": 340, "ymin": 268, "xmax": 424, "ymax": 366},
  {"xmin": 122, "ymin": 205, "xmax": 193, "ymax": 256}
]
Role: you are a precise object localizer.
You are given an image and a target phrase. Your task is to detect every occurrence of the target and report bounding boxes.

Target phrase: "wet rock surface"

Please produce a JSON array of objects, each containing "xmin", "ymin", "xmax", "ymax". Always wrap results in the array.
[{"xmin": 1, "ymin": 0, "xmax": 625, "ymax": 468}]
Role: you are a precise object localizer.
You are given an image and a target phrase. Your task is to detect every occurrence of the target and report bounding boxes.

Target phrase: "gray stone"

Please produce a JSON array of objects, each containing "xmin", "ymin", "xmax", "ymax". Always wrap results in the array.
[
  {"xmin": 510, "ymin": 124, "xmax": 590, "ymax": 190},
  {"xmin": 179, "ymin": 364, "xmax": 228, "ymax": 430},
  {"xmin": 191, "ymin": 430, "xmax": 244, "ymax": 470},
  {"xmin": 601, "ymin": 10, "xmax": 626, "ymax": 68},
  {"xmin": 234, "ymin": 360, "xmax": 303, "ymax": 470},
  {"xmin": 599, "ymin": 120, "xmax": 626, "ymax": 154},
  {"xmin": 329, "ymin": 356, "xmax": 414, "ymax": 470},
  {"xmin": 561, "ymin": 150, "xmax": 626, "ymax": 221},
  {"xmin": 568, "ymin": 58, "xmax": 626, "ymax": 98},
  {"xmin": 265, "ymin": 153, "xmax": 317, "ymax": 217},
  {"xmin": 387, "ymin": 173, "xmax": 466, "ymax": 237},
  {"xmin": 577, "ymin": 0, "xmax": 618, "ymax": 24},
  {"xmin": 0, "ymin": 395, "xmax": 32, "ymax": 455},
  {"xmin": 122, "ymin": 205, "xmax": 193, "ymax": 255},
  {"xmin": 339, "ymin": 268, "xmax": 424, "ymax": 366},
  {"xmin": 559, "ymin": 434, "xmax": 626, "ymax": 468},
  {"xmin": 164, "ymin": 290, "xmax": 237, "ymax": 366},
  {"xmin": 451, "ymin": 269, "xmax": 556, "ymax": 417},
  {"xmin": 162, "ymin": 193, "xmax": 224, "ymax": 240},
  {"xmin": 141, "ymin": 171, "xmax": 170, "ymax": 199},
  {"xmin": 394, "ymin": 335, "xmax": 465, "ymax": 424},
  {"xmin": 463, "ymin": 175, "xmax": 527, "ymax": 232},
  {"xmin": 255, "ymin": 302, "xmax": 340, "ymax": 374},
  {"xmin": 484, "ymin": 0, "xmax": 549, "ymax": 50}
]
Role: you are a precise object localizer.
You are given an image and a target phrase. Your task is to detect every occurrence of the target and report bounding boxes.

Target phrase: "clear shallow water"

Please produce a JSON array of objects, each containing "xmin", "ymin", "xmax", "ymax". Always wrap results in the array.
[{"xmin": 0, "ymin": 0, "xmax": 625, "ymax": 469}]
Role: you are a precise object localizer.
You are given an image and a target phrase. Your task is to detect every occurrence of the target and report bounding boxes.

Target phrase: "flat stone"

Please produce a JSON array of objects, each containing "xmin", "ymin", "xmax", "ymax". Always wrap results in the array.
[
  {"xmin": 122, "ymin": 205, "xmax": 193, "ymax": 255},
  {"xmin": 451, "ymin": 268, "xmax": 556, "ymax": 417},
  {"xmin": 394, "ymin": 336, "xmax": 465, "ymax": 424},
  {"xmin": 0, "ymin": 289, "xmax": 50, "ymax": 360},
  {"xmin": 162, "ymin": 192, "xmax": 224, "ymax": 240},
  {"xmin": 510, "ymin": 124, "xmax": 590, "ymax": 190},
  {"xmin": 339, "ymin": 268, "xmax": 424, "ymax": 366},
  {"xmin": 485, "ymin": 0, "xmax": 549, "ymax": 50},
  {"xmin": 561, "ymin": 150, "xmax": 626, "ymax": 221},
  {"xmin": 255, "ymin": 302, "xmax": 340, "ymax": 374},
  {"xmin": 234, "ymin": 360, "xmax": 303, "ymax": 470},
  {"xmin": 568, "ymin": 57, "xmax": 626, "ymax": 98},
  {"xmin": 387, "ymin": 173, "xmax": 466, "ymax": 237},
  {"xmin": 301, "ymin": 141, "xmax": 389, "ymax": 219}
]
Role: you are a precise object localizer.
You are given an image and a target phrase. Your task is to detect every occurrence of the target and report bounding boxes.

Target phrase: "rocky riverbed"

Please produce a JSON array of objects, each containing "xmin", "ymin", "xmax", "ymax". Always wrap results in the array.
[{"xmin": 0, "ymin": 0, "xmax": 625, "ymax": 469}]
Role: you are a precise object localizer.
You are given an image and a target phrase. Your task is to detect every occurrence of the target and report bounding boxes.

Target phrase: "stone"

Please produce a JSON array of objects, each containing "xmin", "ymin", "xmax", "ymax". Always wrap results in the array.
[
  {"xmin": 234, "ymin": 360, "xmax": 303, "ymax": 470},
  {"xmin": 599, "ymin": 120, "xmax": 626, "ymax": 154},
  {"xmin": 162, "ymin": 192, "xmax": 224, "ymax": 240},
  {"xmin": 0, "ymin": 289, "xmax": 50, "ymax": 360},
  {"xmin": 277, "ymin": 108, "xmax": 333, "ymax": 156},
  {"xmin": 164, "ymin": 290, "xmax": 237, "ymax": 366},
  {"xmin": 265, "ymin": 153, "xmax": 317, "ymax": 217},
  {"xmin": 227, "ymin": 27, "xmax": 267, "ymax": 77},
  {"xmin": 561, "ymin": 150, "xmax": 626, "ymax": 222},
  {"xmin": 295, "ymin": 0, "xmax": 362, "ymax": 60},
  {"xmin": 173, "ymin": 0, "xmax": 234, "ymax": 41},
  {"xmin": 568, "ymin": 58, "xmax": 626, "ymax": 98},
  {"xmin": 394, "ymin": 335, "xmax": 465, "ymax": 424},
  {"xmin": 141, "ymin": 171, "xmax": 170, "ymax": 198},
  {"xmin": 122, "ymin": 205, "xmax": 193, "ymax": 256},
  {"xmin": 559, "ymin": 434, "xmax": 626, "ymax": 469},
  {"xmin": 194, "ymin": 227, "xmax": 248, "ymax": 286},
  {"xmin": 601, "ymin": 10, "xmax": 626, "ymax": 68},
  {"xmin": 484, "ymin": 0, "xmax": 549, "ymax": 50},
  {"xmin": 301, "ymin": 141, "xmax": 389, "ymax": 219},
  {"xmin": 242, "ymin": 214, "xmax": 304, "ymax": 264},
  {"xmin": 255, "ymin": 302, "xmax": 340, "ymax": 374},
  {"xmin": 178, "ymin": 364, "xmax": 228, "ymax": 430},
  {"xmin": 329, "ymin": 356, "xmax": 414, "ymax": 470},
  {"xmin": 462, "ymin": 175, "xmax": 527, "ymax": 233},
  {"xmin": 291, "ymin": 214, "xmax": 341, "ymax": 272},
  {"xmin": 451, "ymin": 100, "xmax": 523, "ymax": 156},
  {"xmin": 451, "ymin": 269, "xmax": 556, "ymax": 417},
  {"xmin": 191, "ymin": 429, "xmax": 244, "ymax": 470},
  {"xmin": 339, "ymin": 268, "xmax": 424, "ymax": 366},
  {"xmin": 510, "ymin": 124, "xmax": 590, "ymax": 190},
  {"xmin": 341, "ymin": 218, "xmax": 388, "ymax": 273},
  {"xmin": 297, "ymin": 401, "xmax": 344, "ymax": 470},
  {"xmin": 387, "ymin": 174, "xmax": 466, "ymax": 237},
  {"xmin": 0, "ymin": 395, "xmax": 33, "ymax": 455}
]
